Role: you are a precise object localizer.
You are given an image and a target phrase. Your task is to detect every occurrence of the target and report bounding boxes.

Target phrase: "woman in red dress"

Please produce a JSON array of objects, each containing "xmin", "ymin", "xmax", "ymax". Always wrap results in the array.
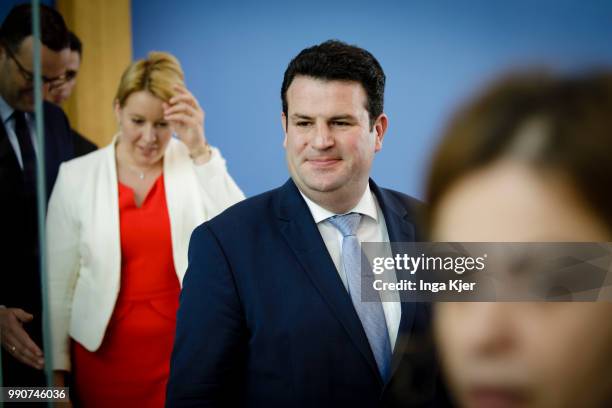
[{"xmin": 47, "ymin": 52, "xmax": 244, "ymax": 406}]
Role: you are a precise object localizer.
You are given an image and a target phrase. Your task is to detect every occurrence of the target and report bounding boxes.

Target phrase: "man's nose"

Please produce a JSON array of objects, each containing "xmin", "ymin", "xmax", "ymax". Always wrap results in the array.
[
  {"xmin": 312, "ymin": 123, "xmax": 334, "ymax": 149},
  {"xmin": 42, "ymin": 82, "xmax": 52, "ymax": 97}
]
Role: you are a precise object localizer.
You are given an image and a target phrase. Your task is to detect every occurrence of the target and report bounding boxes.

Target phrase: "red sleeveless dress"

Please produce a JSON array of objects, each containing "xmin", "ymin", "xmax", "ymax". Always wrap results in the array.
[{"xmin": 72, "ymin": 175, "xmax": 180, "ymax": 407}]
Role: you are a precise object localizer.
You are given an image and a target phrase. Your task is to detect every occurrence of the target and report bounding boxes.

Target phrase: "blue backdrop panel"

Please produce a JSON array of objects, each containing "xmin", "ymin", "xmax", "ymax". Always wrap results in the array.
[{"xmin": 131, "ymin": 0, "xmax": 612, "ymax": 198}]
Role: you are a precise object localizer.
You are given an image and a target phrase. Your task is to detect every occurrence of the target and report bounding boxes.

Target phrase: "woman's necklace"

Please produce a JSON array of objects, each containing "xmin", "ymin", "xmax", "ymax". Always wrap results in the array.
[
  {"xmin": 120, "ymin": 159, "xmax": 160, "ymax": 181},
  {"xmin": 126, "ymin": 164, "xmax": 157, "ymax": 180},
  {"xmin": 116, "ymin": 143, "xmax": 160, "ymax": 181},
  {"xmin": 132, "ymin": 167, "xmax": 146, "ymax": 180}
]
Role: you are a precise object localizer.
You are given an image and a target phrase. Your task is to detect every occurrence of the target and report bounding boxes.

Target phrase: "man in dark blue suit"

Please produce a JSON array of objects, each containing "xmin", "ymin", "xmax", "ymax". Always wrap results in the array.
[
  {"xmin": 0, "ymin": 4, "xmax": 74, "ymax": 387},
  {"xmin": 168, "ymin": 40, "xmax": 437, "ymax": 407}
]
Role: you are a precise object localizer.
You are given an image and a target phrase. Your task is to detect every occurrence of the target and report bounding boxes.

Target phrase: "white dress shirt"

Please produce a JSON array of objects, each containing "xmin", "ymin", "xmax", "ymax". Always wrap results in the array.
[
  {"xmin": 299, "ymin": 185, "xmax": 401, "ymax": 350},
  {"xmin": 0, "ymin": 95, "xmax": 38, "ymax": 169}
]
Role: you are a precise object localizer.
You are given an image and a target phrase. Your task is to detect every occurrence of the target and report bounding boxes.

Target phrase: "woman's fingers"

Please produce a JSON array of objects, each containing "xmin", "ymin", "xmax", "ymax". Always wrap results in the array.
[
  {"xmin": 169, "ymin": 93, "xmax": 200, "ymax": 109},
  {"xmin": 164, "ymin": 102, "xmax": 202, "ymax": 120},
  {"xmin": 165, "ymin": 112, "xmax": 200, "ymax": 128}
]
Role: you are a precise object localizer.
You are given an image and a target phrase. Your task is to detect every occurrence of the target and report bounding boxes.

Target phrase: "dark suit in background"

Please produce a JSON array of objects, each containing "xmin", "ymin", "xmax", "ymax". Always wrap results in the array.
[
  {"xmin": 167, "ymin": 179, "xmax": 438, "ymax": 407},
  {"xmin": 71, "ymin": 128, "xmax": 97, "ymax": 157},
  {"xmin": 0, "ymin": 101, "xmax": 74, "ymax": 386}
]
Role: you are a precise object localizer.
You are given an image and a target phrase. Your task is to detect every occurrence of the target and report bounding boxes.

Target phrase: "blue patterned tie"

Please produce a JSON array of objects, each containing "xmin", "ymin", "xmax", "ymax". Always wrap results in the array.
[{"xmin": 328, "ymin": 213, "xmax": 392, "ymax": 382}]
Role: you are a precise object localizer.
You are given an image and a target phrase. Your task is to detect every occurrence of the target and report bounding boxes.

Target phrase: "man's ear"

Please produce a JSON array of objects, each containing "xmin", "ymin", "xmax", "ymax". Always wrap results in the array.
[
  {"xmin": 281, "ymin": 112, "xmax": 288, "ymax": 148},
  {"xmin": 373, "ymin": 113, "xmax": 388, "ymax": 152}
]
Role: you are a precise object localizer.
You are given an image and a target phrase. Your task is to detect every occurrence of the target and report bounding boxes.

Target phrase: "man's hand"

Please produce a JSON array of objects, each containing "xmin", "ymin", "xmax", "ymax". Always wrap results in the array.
[{"xmin": 0, "ymin": 306, "xmax": 44, "ymax": 369}]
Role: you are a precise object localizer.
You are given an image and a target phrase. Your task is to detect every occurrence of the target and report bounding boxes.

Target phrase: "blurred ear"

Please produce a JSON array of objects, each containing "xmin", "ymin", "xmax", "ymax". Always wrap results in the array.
[
  {"xmin": 113, "ymin": 100, "xmax": 122, "ymax": 124},
  {"xmin": 281, "ymin": 112, "xmax": 288, "ymax": 148},
  {"xmin": 373, "ymin": 113, "xmax": 388, "ymax": 153}
]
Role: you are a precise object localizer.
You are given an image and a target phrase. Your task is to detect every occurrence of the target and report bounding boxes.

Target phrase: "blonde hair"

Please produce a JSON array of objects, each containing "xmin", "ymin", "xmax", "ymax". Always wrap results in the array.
[{"xmin": 115, "ymin": 51, "xmax": 185, "ymax": 107}]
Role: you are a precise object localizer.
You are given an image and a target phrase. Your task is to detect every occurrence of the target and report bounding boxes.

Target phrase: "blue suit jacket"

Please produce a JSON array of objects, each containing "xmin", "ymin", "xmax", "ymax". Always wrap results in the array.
[{"xmin": 167, "ymin": 179, "xmax": 434, "ymax": 407}]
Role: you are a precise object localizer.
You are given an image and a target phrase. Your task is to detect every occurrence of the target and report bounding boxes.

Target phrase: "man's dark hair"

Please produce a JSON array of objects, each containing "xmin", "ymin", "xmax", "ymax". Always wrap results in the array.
[
  {"xmin": 68, "ymin": 30, "xmax": 82, "ymax": 56},
  {"xmin": 0, "ymin": 4, "xmax": 69, "ymax": 52},
  {"xmin": 281, "ymin": 40, "xmax": 386, "ymax": 128}
]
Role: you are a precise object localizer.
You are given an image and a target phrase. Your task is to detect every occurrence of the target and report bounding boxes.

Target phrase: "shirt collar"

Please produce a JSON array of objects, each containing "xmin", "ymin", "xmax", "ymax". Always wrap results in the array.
[
  {"xmin": 0, "ymin": 95, "xmax": 15, "ymax": 126},
  {"xmin": 299, "ymin": 183, "xmax": 379, "ymax": 224}
]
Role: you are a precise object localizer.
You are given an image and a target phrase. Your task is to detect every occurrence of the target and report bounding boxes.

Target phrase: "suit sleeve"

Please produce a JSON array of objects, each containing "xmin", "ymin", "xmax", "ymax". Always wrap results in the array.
[
  {"xmin": 46, "ymin": 163, "xmax": 80, "ymax": 371},
  {"xmin": 166, "ymin": 224, "xmax": 247, "ymax": 407},
  {"xmin": 193, "ymin": 146, "xmax": 245, "ymax": 219}
]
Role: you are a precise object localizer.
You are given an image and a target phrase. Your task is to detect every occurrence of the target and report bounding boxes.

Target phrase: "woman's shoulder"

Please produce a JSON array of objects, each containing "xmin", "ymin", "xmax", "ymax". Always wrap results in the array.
[
  {"xmin": 63, "ymin": 142, "xmax": 113, "ymax": 172},
  {"xmin": 58, "ymin": 143, "xmax": 114, "ymax": 186}
]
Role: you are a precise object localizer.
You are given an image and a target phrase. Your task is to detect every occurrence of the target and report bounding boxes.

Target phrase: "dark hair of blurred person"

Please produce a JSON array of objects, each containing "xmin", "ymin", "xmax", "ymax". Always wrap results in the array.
[
  {"xmin": 427, "ymin": 72, "xmax": 612, "ymax": 238},
  {"xmin": 0, "ymin": 3, "xmax": 68, "ymax": 52},
  {"xmin": 427, "ymin": 72, "xmax": 612, "ymax": 408},
  {"xmin": 68, "ymin": 30, "xmax": 81, "ymax": 55},
  {"xmin": 0, "ymin": 3, "xmax": 74, "ymax": 388}
]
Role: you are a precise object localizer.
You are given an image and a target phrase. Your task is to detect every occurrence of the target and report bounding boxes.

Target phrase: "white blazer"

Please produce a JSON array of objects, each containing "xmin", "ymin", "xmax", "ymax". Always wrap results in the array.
[{"xmin": 46, "ymin": 137, "xmax": 244, "ymax": 370}]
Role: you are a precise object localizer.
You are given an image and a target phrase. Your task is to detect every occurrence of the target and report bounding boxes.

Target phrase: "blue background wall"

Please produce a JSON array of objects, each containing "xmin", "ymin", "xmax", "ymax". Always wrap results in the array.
[{"xmin": 131, "ymin": 0, "xmax": 612, "ymax": 198}]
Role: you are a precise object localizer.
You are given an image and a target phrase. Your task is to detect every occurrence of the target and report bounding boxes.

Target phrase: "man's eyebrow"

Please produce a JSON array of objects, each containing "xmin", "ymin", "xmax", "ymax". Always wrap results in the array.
[
  {"xmin": 329, "ymin": 115, "xmax": 356, "ymax": 121},
  {"xmin": 290, "ymin": 114, "xmax": 313, "ymax": 120},
  {"xmin": 290, "ymin": 114, "xmax": 358, "ymax": 121}
]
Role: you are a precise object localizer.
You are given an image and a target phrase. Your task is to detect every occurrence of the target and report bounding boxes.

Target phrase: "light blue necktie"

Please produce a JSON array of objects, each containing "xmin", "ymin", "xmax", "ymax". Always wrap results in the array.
[{"xmin": 328, "ymin": 213, "xmax": 392, "ymax": 382}]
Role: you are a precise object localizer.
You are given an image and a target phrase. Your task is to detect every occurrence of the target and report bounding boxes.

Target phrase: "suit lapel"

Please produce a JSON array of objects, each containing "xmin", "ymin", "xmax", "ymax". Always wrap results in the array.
[
  {"xmin": 42, "ymin": 102, "xmax": 74, "ymax": 201},
  {"xmin": 0, "ymin": 117, "xmax": 22, "ymax": 187},
  {"xmin": 43, "ymin": 105, "xmax": 56, "ymax": 200},
  {"xmin": 275, "ymin": 179, "xmax": 383, "ymax": 385},
  {"xmin": 369, "ymin": 180, "xmax": 418, "ymax": 377}
]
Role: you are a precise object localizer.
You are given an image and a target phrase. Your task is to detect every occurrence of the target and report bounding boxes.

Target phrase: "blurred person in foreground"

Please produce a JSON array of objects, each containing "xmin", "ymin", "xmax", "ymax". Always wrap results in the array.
[
  {"xmin": 45, "ymin": 30, "xmax": 97, "ymax": 156},
  {"xmin": 46, "ymin": 51, "xmax": 244, "ymax": 406},
  {"xmin": 0, "ymin": 3, "xmax": 73, "ymax": 387},
  {"xmin": 426, "ymin": 72, "xmax": 612, "ymax": 408}
]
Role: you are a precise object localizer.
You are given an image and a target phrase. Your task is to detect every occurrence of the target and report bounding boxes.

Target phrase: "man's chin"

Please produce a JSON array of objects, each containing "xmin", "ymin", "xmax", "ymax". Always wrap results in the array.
[
  {"xmin": 18, "ymin": 102, "xmax": 35, "ymax": 113},
  {"xmin": 17, "ymin": 94, "xmax": 35, "ymax": 112},
  {"xmin": 300, "ymin": 180, "xmax": 346, "ymax": 196}
]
